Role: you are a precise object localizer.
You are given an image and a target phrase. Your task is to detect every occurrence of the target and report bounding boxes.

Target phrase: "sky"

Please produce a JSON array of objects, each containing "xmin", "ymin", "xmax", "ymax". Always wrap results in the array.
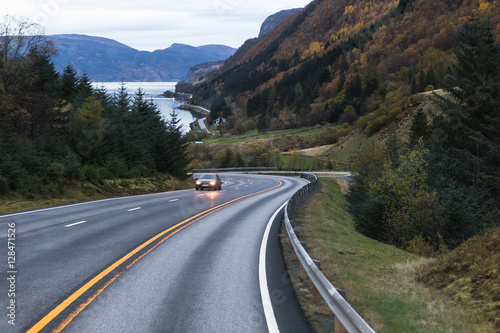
[{"xmin": 4, "ymin": 0, "xmax": 312, "ymax": 51}]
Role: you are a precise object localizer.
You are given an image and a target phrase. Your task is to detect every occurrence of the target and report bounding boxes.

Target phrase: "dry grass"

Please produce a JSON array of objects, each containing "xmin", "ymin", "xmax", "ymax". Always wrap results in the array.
[
  {"xmin": 296, "ymin": 92, "xmax": 447, "ymax": 166},
  {"xmin": 0, "ymin": 176, "xmax": 194, "ymax": 215},
  {"xmin": 281, "ymin": 178, "xmax": 492, "ymax": 332}
]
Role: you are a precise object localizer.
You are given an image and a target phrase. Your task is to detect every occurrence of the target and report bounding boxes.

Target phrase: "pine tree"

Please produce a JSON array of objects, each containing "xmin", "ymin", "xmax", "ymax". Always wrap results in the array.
[
  {"xmin": 431, "ymin": 12, "xmax": 500, "ymax": 226},
  {"xmin": 385, "ymin": 124, "xmax": 401, "ymax": 169},
  {"xmin": 425, "ymin": 69, "xmax": 437, "ymax": 89},
  {"xmin": 417, "ymin": 71, "xmax": 426, "ymax": 92},
  {"xmin": 61, "ymin": 63, "xmax": 78, "ymax": 101},
  {"xmin": 160, "ymin": 111, "xmax": 189, "ymax": 178},
  {"xmin": 409, "ymin": 109, "xmax": 429, "ymax": 147},
  {"xmin": 77, "ymin": 72, "xmax": 94, "ymax": 100}
]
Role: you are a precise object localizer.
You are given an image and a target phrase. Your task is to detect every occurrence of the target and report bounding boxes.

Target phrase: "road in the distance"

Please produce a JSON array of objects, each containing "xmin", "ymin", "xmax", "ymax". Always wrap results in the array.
[{"xmin": 0, "ymin": 174, "xmax": 313, "ymax": 332}]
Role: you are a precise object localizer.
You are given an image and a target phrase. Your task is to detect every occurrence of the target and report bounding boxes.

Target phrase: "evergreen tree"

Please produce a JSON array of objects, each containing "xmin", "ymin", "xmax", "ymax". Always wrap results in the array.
[
  {"xmin": 417, "ymin": 71, "xmax": 426, "ymax": 92},
  {"xmin": 432, "ymin": 12, "xmax": 500, "ymax": 229},
  {"xmin": 363, "ymin": 66, "xmax": 379, "ymax": 96},
  {"xmin": 385, "ymin": 124, "xmax": 401, "ymax": 168},
  {"xmin": 26, "ymin": 49, "xmax": 62, "ymax": 137},
  {"xmin": 61, "ymin": 63, "xmax": 78, "ymax": 101},
  {"xmin": 77, "ymin": 72, "xmax": 94, "ymax": 100},
  {"xmin": 127, "ymin": 88, "xmax": 161, "ymax": 170},
  {"xmin": 409, "ymin": 109, "xmax": 429, "ymax": 147},
  {"xmin": 102, "ymin": 83, "xmax": 128, "ymax": 162},
  {"xmin": 162, "ymin": 111, "xmax": 189, "ymax": 178},
  {"xmin": 434, "ymin": 13, "xmax": 500, "ymax": 186},
  {"xmin": 410, "ymin": 75, "xmax": 417, "ymax": 95},
  {"xmin": 425, "ymin": 69, "xmax": 437, "ymax": 89}
]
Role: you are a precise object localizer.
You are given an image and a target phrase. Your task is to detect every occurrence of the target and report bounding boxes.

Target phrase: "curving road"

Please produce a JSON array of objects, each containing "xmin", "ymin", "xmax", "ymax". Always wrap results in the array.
[{"xmin": 0, "ymin": 174, "xmax": 313, "ymax": 333}]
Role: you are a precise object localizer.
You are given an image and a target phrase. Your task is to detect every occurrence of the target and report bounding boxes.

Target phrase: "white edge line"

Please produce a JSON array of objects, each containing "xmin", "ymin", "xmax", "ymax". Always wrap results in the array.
[
  {"xmin": 127, "ymin": 207, "xmax": 141, "ymax": 212},
  {"xmin": 65, "ymin": 221, "xmax": 87, "ymax": 228},
  {"xmin": 259, "ymin": 201, "xmax": 287, "ymax": 333},
  {"xmin": 169, "ymin": 199, "xmax": 179, "ymax": 202},
  {"xmin": 0, "ymin": 190, "xmax": 193, "ymax": 219}
]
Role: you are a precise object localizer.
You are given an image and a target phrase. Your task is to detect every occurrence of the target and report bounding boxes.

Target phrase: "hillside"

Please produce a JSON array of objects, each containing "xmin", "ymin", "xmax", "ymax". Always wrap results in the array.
[
  {"xmin": 192, "ymin": 0, "xmax": 500, "ymax": 132},
  {"xmin": 48, "ymin": 34, "xmax": 236, "ymax": 81},
  {"xmin": 418, "ymin": 227, "xmax": 500, "ymax": 330},
  {"xmin": 258, "ymin": 8, "xmax": 303, "ymax": 38},
  {"xmin": 183, "ymin": 61, "xmax": 225, "ymax": 83}
]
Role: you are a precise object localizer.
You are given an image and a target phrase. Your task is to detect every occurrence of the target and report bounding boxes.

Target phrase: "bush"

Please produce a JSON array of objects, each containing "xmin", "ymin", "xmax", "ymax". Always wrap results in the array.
[
  {"xmin": 19, "ymin": 175, "xmax": 44, "ymax": 198},
  {"xmin": 0, "ymin": 175, "xmax": 8, "ymax": 195},
  {"xmin": 105, "ymin": 157, "xmax": 129, "ymax": 179},
  {"xmin": 82, "ymin": 164, "xmax": 104, "ymax": 184}
]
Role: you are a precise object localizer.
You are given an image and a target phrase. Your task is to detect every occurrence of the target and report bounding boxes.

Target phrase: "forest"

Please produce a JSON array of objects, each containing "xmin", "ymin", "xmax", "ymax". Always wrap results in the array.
[
  {"xmin": 190, "ymin": 0, "xmax": 500, "ymax": 254},
  {"xmin": 0, "ymin": 16, "xmax": 188, "ymax": 198},
  {"xmin": 347, "ymin": 13, "xmax": 499, "ymax": 254},
  {"xmin": 192, "ymin": 0, "xmax": 500, "ymax": 133}
]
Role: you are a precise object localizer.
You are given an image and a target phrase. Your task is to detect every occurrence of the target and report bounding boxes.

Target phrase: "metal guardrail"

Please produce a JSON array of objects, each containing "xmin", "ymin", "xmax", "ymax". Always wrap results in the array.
[
  {"xmin": 191, "ymin": 167, "xmax": 279, "ymax": 172},
  {"xmin": 190, "ymin": 168, "xmax": 351, "ymax": 178},
  {"xmin": 285, "ymin": 173, "xmax": 375, "ymax": 333}
]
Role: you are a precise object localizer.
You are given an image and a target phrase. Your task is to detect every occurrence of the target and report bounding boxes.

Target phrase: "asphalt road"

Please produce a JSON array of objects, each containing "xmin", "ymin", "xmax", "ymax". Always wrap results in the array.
[{"xmin": 0, "ymin": 174, "xmax": 313, "ymax": 333}]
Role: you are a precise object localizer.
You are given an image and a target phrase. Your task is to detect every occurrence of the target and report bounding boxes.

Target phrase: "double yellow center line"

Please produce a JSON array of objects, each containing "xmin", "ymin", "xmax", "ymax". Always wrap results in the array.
[{"xmin": 27, "ymin": 180, "xmax": 282, "ymax": 333}]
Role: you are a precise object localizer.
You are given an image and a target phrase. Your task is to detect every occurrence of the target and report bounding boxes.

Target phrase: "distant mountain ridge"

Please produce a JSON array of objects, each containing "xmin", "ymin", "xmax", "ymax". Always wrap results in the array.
[
  {"xmin": 180, "ymin": 8, "xmax": 304, "ymax": 84},
  {"xmin": 258, "ymin": 8, "xmax": 303, "ymax": 38},
  {"xmin": 47, "ymin": 34, "xmax": 236, "ymax": 82}
]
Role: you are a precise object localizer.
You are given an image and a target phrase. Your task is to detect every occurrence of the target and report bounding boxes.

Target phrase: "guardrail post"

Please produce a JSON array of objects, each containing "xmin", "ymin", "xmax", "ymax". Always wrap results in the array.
[
  {"xmin": 334, "ymin": 289, "xmax": 347, "ymax": 333},
  {"xmin": 312, "ymin": 259, "xmax": 322, "ymax": 304}
]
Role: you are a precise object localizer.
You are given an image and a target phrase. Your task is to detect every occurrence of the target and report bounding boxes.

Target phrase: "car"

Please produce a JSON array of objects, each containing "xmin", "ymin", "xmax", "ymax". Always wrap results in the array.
[{"xmin": 195, "ymin": 173, "xmax": 222, "ymax": 190}]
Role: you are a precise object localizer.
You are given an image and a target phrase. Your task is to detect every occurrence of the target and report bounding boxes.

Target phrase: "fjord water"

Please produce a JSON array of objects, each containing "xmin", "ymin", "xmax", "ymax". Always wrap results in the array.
[{"xmin": 93, "ymin": 82, "xmax": 196, "ymax": 133}]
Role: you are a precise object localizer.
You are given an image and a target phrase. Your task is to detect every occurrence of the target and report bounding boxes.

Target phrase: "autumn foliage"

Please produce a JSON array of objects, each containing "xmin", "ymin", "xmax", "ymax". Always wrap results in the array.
[{"xmin": 193, "ymin": 0, "xmax": 500, "ymax": 132}]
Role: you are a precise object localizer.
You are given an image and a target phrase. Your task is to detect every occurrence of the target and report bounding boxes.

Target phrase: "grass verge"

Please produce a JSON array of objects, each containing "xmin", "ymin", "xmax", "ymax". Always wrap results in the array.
[
  {"xmin": 204, "ymin": 126, "xmax": 329, "ymax": 144},
  {"xmin": 281, "ymin": 177, "xmax": 493, "ymax": 332},
  {"xmin": 417, "ymin": 228, "xmax": 500, "ymax": 330},
  {"xmin": 0, "ymin": 175, "xmax": 194, "ymax": 215}
]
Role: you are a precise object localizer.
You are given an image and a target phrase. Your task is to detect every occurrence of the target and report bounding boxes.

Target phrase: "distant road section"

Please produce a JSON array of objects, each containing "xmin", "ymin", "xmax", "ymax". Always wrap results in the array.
[
  {"xmin": 179, "ymin": 104, "xmax": 212, "ymax": 134},
  {"xmin": 197, "ymin": 117, "xmax": 210, "ymax": 133}
]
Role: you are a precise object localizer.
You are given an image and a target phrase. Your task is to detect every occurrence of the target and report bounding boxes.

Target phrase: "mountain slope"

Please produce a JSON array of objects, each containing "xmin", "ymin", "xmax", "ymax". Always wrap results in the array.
[
  {"xmin": 258, "ymin": 8, "xmax": 303, "ymax": 38},
  {"xmin": 192, "ymin": 0, "xmax": 500, "ymax": 132},
  {"xmin": 47, "ymin": 34, "xmax": 236, "ymax": 81}
]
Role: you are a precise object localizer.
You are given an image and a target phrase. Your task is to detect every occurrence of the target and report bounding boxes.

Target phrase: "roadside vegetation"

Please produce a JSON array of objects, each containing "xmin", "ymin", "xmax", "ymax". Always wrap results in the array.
[
  {"xmin": 186, "ymin": 124, "xmax": 352, "ymax": 171},
  {"xmin": 0, "ymin": 175, "xmax": 194, "ymax": 215},
  {"xmin": 0, "ymin": 16, "xmax": 190, "ymax": 211},
  {"xmin": 283, "ymin": 178, "xmax": 498, "ymax": 332},
  {"xmin": 347, "ymin": 14, "xmax": 499, "ymax": 255}
]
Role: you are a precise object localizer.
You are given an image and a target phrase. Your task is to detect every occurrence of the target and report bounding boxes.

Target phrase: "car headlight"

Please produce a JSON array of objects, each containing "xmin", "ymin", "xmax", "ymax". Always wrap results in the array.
[
  {"xmin": 209, "ymin": 181, "xmax": 216, "ymax": 186},
  {"xmin": 196, "ymin": 181, "xmax": 201, "ymax": 185}
]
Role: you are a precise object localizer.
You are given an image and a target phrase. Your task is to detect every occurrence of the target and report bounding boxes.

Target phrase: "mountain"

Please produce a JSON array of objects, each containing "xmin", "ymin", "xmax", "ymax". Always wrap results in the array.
[
  {"xmin": 183, "ymin": 61, "xmax": 225, "ymax": 83},
  {"xmin": 47, "ymin": 34, "xmax": 236, "ymax": 82},
  {"xmin": 192, "ymin": 0, "xmax": 500, "ymax": 132},
  {"xmin": 258, "ymin": 8, "xmax": 303, "ymax": 38}
]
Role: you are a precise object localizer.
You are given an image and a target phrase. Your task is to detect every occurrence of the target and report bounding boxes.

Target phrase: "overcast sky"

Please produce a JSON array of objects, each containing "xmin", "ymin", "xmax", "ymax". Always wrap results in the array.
[{"xmin": 4, "ymin": 0, "xmax": 311, "ymax": 51}]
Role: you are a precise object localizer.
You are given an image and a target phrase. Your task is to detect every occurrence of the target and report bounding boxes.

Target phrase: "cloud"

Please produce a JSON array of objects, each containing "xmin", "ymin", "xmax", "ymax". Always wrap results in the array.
[{"xmin": 5, "ymin": 0, "xmax": 311, "ymax": 50}]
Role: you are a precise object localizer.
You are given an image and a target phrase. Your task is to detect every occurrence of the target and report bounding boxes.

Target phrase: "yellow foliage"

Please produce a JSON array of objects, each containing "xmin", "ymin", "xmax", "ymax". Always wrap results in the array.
[
  {"xmin": 344, "ymin": 5, "xmax": 355, "ymax": 15},
  {"xmin": 479, "ymin": 0, "xmax": 490, "ymax": 11},
  {"xmin": 302, "ymin": 41, "xmax": 323, "ymax": 58}
]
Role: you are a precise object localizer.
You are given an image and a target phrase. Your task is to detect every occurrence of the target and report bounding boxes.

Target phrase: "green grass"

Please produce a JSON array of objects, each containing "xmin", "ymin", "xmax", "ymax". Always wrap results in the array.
[
  {"xmin": 204, "ymin": 127, "xmax": 328, "ymax": 144},
  {"xmin": 283, "ymin": 178, "xmax": 492, "ymax": 332},
  {"xmin": 418, "ymin": 228, "xmax": 500, "ymax": 329}
]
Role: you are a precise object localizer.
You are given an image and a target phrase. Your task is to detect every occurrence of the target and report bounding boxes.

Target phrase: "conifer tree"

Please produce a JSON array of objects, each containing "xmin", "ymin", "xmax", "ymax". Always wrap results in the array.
[
  {"xmin": 409, "ymin": 109, "xmax": 429, "ymax": 147},
  {"xmin": 61, "ymin": 63, "xmax": 78, "ymax": 101},
  {"xmin": 77, "ymin": 72, "xmax": 94, "ymax": 100},
  {"xmin": 432, "ymin": 12, "xmax": 500, "ymax": 226}
]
